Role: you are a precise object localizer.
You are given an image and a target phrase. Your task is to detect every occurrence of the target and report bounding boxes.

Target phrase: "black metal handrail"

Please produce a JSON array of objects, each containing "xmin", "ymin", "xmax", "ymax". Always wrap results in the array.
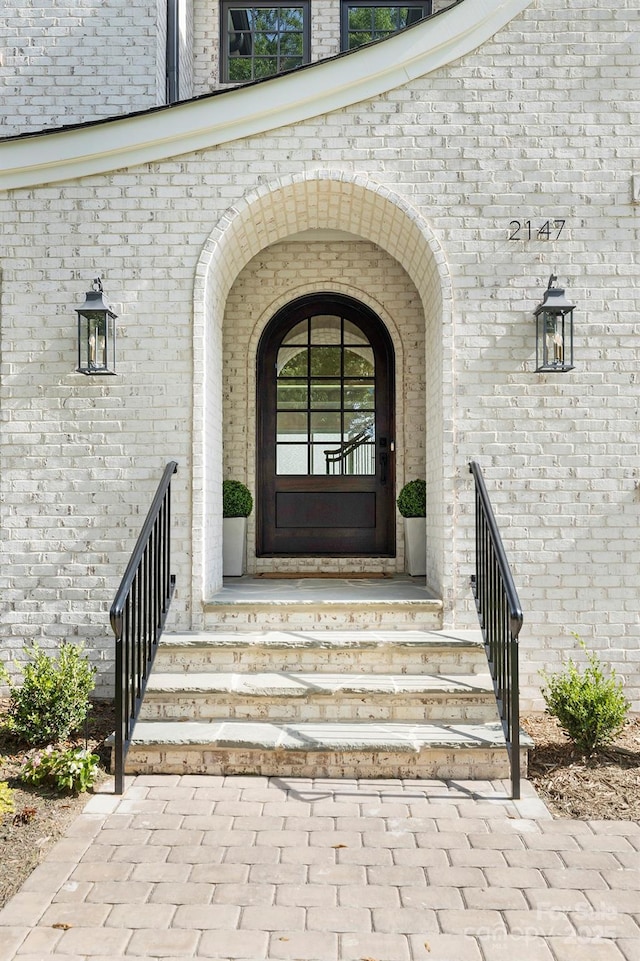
[
  {"xmin": 469, "ymin": 461, "xmax": 524, "ymax": 799},
  {"xmin": 110, "ymin": 461, "xmax": 178, "ymax": 794}
]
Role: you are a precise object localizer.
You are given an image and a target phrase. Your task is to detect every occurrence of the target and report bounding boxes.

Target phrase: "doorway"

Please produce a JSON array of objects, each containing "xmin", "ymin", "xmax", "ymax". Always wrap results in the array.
[{"xmin": 257, "ymin": 293, "xmax": 396, "ymax": 556}]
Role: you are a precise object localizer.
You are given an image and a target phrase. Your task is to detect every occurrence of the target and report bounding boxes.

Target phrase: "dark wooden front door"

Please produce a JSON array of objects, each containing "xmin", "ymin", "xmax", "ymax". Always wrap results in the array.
[{"xmin": 257, "ymin": 293, "xmax": 395, "ymax": 556}]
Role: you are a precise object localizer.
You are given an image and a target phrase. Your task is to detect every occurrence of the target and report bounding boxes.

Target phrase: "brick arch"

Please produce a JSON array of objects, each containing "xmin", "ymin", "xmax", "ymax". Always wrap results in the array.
[{"xmin": 192, "ymin": 171, "xmax": 454, "ymax": 621}]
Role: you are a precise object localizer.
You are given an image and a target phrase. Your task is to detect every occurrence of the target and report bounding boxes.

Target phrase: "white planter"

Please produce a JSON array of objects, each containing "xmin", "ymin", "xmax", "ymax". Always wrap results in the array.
[
  {"xmin": 223, "ymin": 516, "xmax": 247, "ymax": 576},
  {"xmin": 403, "ymin": 516, "xmax": 426, "ymax": 576}
]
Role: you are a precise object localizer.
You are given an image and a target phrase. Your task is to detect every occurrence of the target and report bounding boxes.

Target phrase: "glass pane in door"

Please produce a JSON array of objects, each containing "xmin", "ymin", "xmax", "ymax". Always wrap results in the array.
[{"xmin": 276, "ymin": 312, "xmax": 376, "ymax": 475}]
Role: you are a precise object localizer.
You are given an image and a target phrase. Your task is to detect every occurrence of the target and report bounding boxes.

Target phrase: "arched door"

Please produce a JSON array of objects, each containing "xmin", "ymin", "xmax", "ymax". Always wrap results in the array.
[{"xmin": 257, "ymin": 293, "xmax": 395, "ymax": 556}]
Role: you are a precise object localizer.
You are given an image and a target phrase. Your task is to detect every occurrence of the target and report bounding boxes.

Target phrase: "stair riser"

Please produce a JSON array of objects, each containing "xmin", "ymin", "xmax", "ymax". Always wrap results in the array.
[
  {"xmin": 122, "ymin": 745, "xmax": 523, "ymax": 780},
  {"xmin": 154, "ymin": 648, "xmax": 486, "ymax": 676},
  {"xmin": 202, "ymin": 606, "xmax": 442, "ymax": 632},
  {"xmin": 139, "ymin": 693, "xmax": 499, "ymax": 724}
]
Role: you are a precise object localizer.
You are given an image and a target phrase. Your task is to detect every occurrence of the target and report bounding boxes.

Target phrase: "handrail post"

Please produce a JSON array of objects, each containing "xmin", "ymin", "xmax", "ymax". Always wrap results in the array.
[
  {"xmin": 114, "ymin": 631, "xmax": 124, "ymax": 796},
  {"xmin": 469, "ymin": 461, "xmax": 523, "ymax": 799},
  {"xmin": 510, "ymin": 632, "xmax": 521, "ymax": 800},
  {"xmin": 110, "ymin": 461, "xmax": 177, "ymax": 795}
]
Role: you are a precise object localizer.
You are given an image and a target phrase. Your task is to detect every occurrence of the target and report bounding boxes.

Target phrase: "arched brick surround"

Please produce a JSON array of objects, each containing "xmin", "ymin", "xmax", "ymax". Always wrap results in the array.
[{"xmin": 192, "ymin": 170, "xmax": 454, "ymax": 623}]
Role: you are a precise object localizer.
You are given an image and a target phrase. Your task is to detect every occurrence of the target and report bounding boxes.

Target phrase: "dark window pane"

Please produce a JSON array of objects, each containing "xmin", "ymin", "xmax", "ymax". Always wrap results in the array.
[
  {"xmin": 406, "ymin": 6, "xmax": 424, "ymax": 25},
  {"xmin": 254, "ymin": 32, "xmax": 278, "ymax": 55},
  {"xmin": 344, "ymin": 383, "xmax": 375, "ymax": 409},
  {"xmin": 344, "ymin": 347, "xmax": 374, "ymax": 376},
  {"xmin": 255, "ymin": 56, "xmax": 278, "ymax": 77},
  {"xmin": 310, "ymin": 347, "xmax": 341, "ymax": 377},
  {"xmin": 280, "ymin": 34, "xmax": 303, "ymax": 55},
  {"xmin": 311, "ymin": 412, "xmax": 341, "ymax": 442},
  {"xmin": 243, "ymin": 8, "xmax": 257, "ymax": 27},
  {"xmin": 277, "ymin": 411, "xmax": 307, "ymax": 440},
  {"xmin": 344, "ymin": 2, "xmax": 428, "ymax": 50},
  {"xmin": 345, "ymin": 410, "xmax": 374, "ymax": 438},
  {"xmin": 254, "ymin": 8, "xmax": 279, "ymax": 29},
  {"xmin": 278, "ymin": 346, "xmax": 307, "ymax": 376},
  {"xmin": 373, "ymin": 7, "xmax": 399, "ymax": 32},
  {"xmin": 279, "ymin": 6, "xmax": 304, "ymax": 29},
  {"xmin": 344, "ymin": 320, "xmax": 369, "ymax": 345},
  {"xmin": 310, "ymin": 315, "xmax": 341, "ymax": 344},
  {"xmin": 228, "ymin": 58, "xmax": 253, "ymax": 81},
  {"xmin": 223, "ymin": 2, "xmax": 308, "ymax": 82},
  {"xmin": 282, "ymin": 320, "xmax": 308, "ymax": 345},
  {"xmin": 277, "ymin": 381, "xmax": 307, "ymax": 409},
  {"xmin": 348, "ymin": 6, "xmax": 373, "ymax": 28},
  {"xmin": 349, "ymin": 31, "xmax": 372, "ymax": 47},
  {"xmin": 310, "ymin": 383, "xmax": 341, "ymax": 409}
]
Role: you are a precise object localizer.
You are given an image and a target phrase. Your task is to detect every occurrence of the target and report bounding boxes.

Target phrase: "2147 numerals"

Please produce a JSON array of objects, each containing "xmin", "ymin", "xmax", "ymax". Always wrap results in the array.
[{"xmin": 509, "ymin": 219, "xmax": 565, "ymax": 241}]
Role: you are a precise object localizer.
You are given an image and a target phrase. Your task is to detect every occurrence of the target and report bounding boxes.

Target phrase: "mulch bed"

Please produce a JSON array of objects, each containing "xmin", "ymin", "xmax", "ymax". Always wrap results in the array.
[
  {"xmin": 522, "ymin": 713, "xmax": 640, "ymax": 820},
  {"xmin": 0, "ymin": 702, "xmax": 638, "ymax": 911}
]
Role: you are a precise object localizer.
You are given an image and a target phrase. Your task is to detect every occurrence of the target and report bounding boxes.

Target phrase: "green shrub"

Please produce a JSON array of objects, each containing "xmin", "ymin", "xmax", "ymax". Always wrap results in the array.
[
  {"xmin": 541, "ymin": 639, "xmax": 630, "ymax": 754},
  {"xmin": 397, "ymin": 479, "xmax": 426, "ymax": 518},
  {"xmin": 20, "ymin": 746, "xmax": 100, "ymax": 795},
  {"xmin": 6, "ymin": 642, "xmax": 96, "ymax": 746},
  {"xmin": 223, "ymin": 480, "xmax": 253, "ymax": 518},
  {"xmin": 0, "ymin": 781, "xmax": 15, "ymax": 816}
]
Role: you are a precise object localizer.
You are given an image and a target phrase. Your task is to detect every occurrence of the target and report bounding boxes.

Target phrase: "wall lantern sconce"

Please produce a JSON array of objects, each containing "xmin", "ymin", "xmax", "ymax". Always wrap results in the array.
[
  {"xmin": 76, "ymin": 278, "xmax": 117, "ymax": 375},
  {"xmin": 534, "ymin": 274, "xmax": 575, "ymax": 373}
]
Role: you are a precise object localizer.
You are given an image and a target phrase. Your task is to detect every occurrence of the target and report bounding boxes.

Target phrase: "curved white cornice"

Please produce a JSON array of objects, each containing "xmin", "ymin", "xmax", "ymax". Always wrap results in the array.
[{"xmin": 0, "ymin": 0, "xmax": 533, "ymax": 190}]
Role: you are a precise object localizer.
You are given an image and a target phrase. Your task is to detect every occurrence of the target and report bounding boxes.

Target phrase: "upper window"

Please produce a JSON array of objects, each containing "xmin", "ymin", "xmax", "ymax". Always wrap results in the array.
[
  {"xmin": 221, "ymin": 1, "xmax": 310, "ymax": 83},
  {"xmin": 341, "ymin": 1, "xmax": 432, "ymax": 52}
]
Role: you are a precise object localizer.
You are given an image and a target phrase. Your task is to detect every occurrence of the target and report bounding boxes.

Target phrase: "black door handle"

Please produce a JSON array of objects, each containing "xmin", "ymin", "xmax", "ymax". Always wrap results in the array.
[{"xmin": 380, "ymin": 452, "xmax": 388, "ymax": 484}]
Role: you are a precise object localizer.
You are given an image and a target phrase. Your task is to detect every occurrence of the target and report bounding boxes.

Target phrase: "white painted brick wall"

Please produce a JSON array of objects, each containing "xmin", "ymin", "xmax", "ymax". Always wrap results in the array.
[
  {"xmin": 0, "ymin": 1, "xmax": 165, "ymax": 135},
  {"xmin": 0, "ymin": 0, "xmax": 463, "ymax": 135},
  {"xmin": 0, "ymin": 0, "xmax": 639, "ymax": 712}
]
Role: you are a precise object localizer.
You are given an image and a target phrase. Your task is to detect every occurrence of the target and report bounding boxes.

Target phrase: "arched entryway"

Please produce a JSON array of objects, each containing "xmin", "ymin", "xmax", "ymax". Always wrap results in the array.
[
  {"xmin": 256, "ymin": 293, "xmax": 395, "ymax": 556},
  {"xmin": 192, "ymin": 171, "xmax": 454, "ymax": 616}
]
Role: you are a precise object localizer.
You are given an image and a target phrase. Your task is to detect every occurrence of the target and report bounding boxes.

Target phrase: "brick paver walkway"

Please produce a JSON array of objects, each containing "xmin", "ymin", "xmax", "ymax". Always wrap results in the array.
[{"xmin": 0, "ymin": 775, "xmax": 638, "ymax": 960}]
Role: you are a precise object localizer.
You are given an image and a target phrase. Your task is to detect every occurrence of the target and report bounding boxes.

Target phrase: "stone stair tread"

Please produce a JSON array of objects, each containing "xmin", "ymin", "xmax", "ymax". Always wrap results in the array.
[
  {"xmin": 160, "ymin": 629, "xmax": 484, "ymax": 650},
  {"xmin": 204, "ymin": 597, "xmax": 442, "ymax": 608},
  {"xmin": 146, "ymin": 671, "xmax": 495, "ymax": 697},
  {"xmin": 129, "ymin": 719, "xmax": 530, "ymax": 752}
]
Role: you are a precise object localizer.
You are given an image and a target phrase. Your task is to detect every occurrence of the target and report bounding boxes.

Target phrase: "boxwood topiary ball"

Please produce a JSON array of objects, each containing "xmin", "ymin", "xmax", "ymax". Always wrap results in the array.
[
  {"xmin": 397, "ymin": 479, "xmax": 426, "ymax": 518},
  {"xmin": 223, "ymin": 480, "xmax": 253, "ymax": 518}
]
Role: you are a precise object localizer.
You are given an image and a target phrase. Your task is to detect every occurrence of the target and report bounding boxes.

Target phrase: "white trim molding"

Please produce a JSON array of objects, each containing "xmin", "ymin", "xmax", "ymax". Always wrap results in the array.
[{"xmin": 0, "ymin": 0, "xmax": 534, "ymax": 190}]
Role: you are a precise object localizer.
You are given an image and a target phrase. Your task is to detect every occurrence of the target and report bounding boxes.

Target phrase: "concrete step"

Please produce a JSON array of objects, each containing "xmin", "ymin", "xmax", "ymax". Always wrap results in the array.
[
  {"xmin": 202, "ymin": 598, "xmax": 443, "ymax": 632},
  {"xmin": 139, "ymin": 671, "xmax": 498, "ymax": 723},
  {"xmin": 122, "ymin": 719, "xmax": 529, "ymax": 780},
  {"xmin": 155, "ymin": 629, "xmax": 487, "ymax": 675},
  {"xmin": 122, "ymin": 621, "xmax": 524, "ymax": 782}
]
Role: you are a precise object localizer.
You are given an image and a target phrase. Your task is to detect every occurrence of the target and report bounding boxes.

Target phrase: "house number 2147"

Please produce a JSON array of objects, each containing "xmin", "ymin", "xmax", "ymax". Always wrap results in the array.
[{"xmin": 508, "ymin": 219, "xmax": 566, "ymax": 241}]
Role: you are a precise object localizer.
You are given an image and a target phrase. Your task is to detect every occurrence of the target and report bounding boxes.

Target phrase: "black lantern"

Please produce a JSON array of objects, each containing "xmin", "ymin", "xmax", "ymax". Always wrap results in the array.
[
  {"xmin": 534, "ymin": 275, "xmax": 575, "ymax": 373},
  {"xmin": 76, "ymin": 278, "xmax": 117, "ymax": 375}
]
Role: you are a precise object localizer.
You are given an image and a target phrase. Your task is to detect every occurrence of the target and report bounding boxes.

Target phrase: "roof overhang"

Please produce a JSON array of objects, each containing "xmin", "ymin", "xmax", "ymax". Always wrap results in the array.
[{"xmin": 0, "ymin": 0, "xmax": 534, "ymax": 191}]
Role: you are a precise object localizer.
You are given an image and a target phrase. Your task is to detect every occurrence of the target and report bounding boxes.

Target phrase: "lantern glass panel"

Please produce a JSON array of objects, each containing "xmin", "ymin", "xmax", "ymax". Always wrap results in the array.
[
  {"xmin": 535, "ymin": 306, "xmax": 574, "ymax": 373},
  {"xmin": 77, "ymin": 308, "xmax": 116, "ymax": 374},
  {"xmin": 546, "ymin": 311, "xmax": 564, "ymax": 367}
]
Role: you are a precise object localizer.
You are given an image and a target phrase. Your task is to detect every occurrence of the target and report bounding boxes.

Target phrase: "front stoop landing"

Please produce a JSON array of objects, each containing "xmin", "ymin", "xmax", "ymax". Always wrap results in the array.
[{"xmin": 120, "ymin": 597, "xmax": 530, "ymax": 779}]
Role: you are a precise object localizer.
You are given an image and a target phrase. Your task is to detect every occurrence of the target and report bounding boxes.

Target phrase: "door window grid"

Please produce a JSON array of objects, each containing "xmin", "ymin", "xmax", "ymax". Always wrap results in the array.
[{"xmin": 276, "ymin": 315, "xmax": 376, "ymax": 475}]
